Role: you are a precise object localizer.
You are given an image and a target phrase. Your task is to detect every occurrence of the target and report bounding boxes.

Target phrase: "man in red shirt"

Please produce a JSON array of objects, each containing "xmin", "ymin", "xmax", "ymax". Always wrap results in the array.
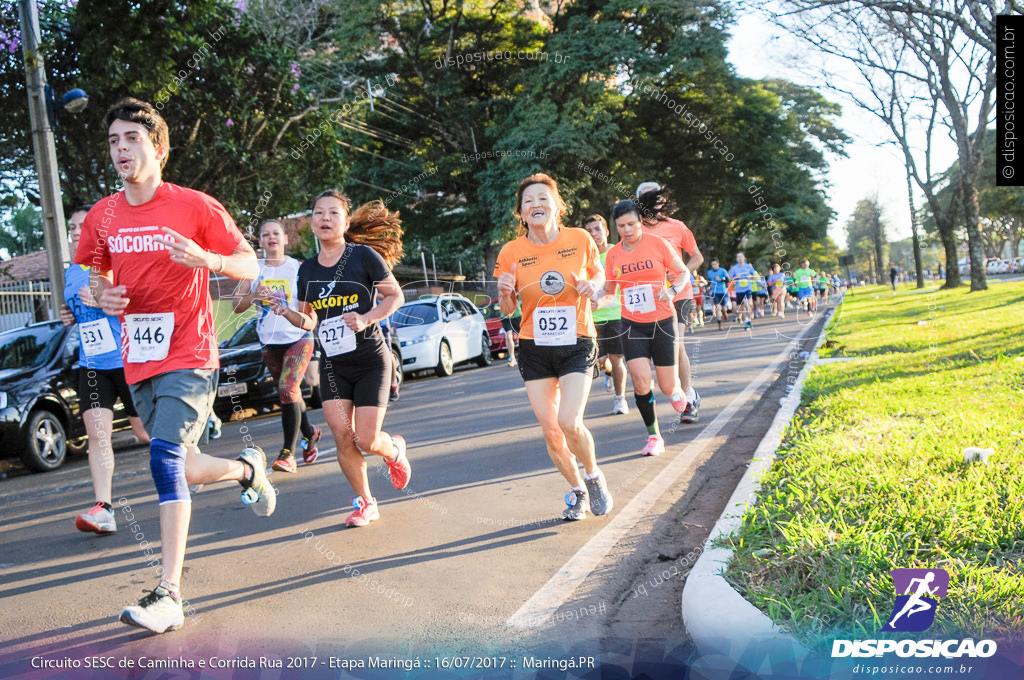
[
  {"xmin": 635, "ymin": 182, "xmax": 704, "ymax": 423},
  {"xmin": 76, "ymin": 97, "xmax": 271, "ymax": 634}
]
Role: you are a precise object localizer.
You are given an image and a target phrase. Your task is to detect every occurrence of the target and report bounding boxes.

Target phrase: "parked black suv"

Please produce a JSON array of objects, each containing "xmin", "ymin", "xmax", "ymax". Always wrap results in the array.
[{"xmin": 0, "ymin": 321, "xmax": 130, "ymax": 472}]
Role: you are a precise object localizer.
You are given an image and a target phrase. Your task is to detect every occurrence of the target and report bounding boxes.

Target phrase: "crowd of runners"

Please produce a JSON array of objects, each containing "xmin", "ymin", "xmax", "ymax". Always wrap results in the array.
[
  {"xmin": 690, "ymin": 255, "xmax": 847, "ymax": 332},
  {"xmin": 59, "ymin": 95, "xmax": 841, "ymax": 638}
]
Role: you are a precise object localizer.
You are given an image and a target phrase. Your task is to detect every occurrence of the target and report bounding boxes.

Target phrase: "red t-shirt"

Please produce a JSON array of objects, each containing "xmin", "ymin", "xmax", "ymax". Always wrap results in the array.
[
  {"xmin": 642, "ymin": 217, "xmax": 696, "ymax": 301},
  {"xmin": 604, "ymin": 233, "xmax": 678, "ymax": 323},
  {"xmin": 75, "ymin": 183, "xmax": 244, "ymax": 384}
]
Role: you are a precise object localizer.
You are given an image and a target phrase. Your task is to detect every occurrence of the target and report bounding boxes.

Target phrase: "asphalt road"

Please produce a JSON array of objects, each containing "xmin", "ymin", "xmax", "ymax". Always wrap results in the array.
[{"xmin": 0, "ymin": 304, "xmax": 832, "ymax": 679}]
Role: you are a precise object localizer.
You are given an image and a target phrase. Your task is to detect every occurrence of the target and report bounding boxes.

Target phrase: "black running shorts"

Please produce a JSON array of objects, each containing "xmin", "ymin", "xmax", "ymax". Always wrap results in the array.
[
  {"xmin": 595, "ymin": 319, "xmax": 625, "ymax": 357},
  {"xmin": 673, "ymin": 298, "xmax": 695, "ymax": 324},
  {"xmin": 622, "ymin": 317, "xmax": 677, "ymax": 367},
  {"xmin": 319, "ymin": 345, "xmax": 391, "ymax": 408},
  {"xmin": 518, "ymin": 337, "xmax": 597, "ymax": 382},
  {"xmin": 77, "ymin": 366, "xmax": 139, "ymax": 417}
]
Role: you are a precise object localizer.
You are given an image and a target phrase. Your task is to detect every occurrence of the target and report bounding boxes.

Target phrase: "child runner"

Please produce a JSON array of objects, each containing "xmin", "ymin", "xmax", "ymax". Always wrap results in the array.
[{"xmin": 232, "ymin": 219, "xmax": 321, "ymax": 473}]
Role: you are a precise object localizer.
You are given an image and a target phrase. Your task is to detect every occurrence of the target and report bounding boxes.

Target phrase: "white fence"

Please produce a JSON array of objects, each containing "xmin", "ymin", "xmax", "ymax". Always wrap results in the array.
[{"xmin": 0, "ymin": 281, "xmax": 53, "ymax": 332}]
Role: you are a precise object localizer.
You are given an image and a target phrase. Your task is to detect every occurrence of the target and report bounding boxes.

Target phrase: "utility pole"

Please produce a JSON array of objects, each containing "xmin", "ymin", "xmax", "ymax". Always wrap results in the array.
[{"xmin": 19, "ymin": 0, "xmax": 69, "ymax": 317}]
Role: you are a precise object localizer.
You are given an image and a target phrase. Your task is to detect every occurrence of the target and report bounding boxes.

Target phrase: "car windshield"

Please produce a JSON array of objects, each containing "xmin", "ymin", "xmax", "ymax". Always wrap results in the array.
[
  {"xmin": 222, "ymin": 319, "xmax": 259, "ymax": 348},
  {"xmin": 0, "ymin": 324, "xmax": 62, "ymax": 370},
  {"xmin": 392, "ymin": 303, "xmax": 439, "ymax": 328}
]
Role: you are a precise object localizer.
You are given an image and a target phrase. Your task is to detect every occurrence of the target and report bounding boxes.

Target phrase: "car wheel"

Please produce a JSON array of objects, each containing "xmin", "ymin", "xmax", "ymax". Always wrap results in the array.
[
  {"xmin": 391, "ymin": 346, "xmax": 404, "ymax": 389},
  {"xmin": 475, "ymin": 334, "xmax": 492, "ymax": 367},
  {"xmin": 435, "ymin": 340, "xmax": 454, "ymax": 377},
  {"xmin": 20, "ymin": 410, "xmax": 68, "ymax": 472}
]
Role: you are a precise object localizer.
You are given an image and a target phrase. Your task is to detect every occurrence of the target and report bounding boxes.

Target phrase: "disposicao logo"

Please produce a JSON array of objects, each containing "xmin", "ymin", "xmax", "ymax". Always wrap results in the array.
[
  {"xmin": 831, "ymin": 568, "xmax": 997, "ymax": 659},
  {"xmin": 883, "ymin": 568, "xmax": 948, "ymax": 632}
]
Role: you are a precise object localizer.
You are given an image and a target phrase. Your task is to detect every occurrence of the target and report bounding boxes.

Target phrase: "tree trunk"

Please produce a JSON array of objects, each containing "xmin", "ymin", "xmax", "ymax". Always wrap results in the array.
[
  {"xmin": 936, "ymin": 215, "xmax": 962, "ymax": 289},
  {"xmin": 960, "ymin": 175, "xmax": 989, "ymax": 291},
  {"xmin": 905, "ymin": 170, "xmax": 925, "ymax": 288},
  {"xmin": 873, "ymin": 210, "xmax": 885, "ymax": 287},
  {"xmin": 484, "ymin": 241, "xmax": 502, "ymax": 297}
]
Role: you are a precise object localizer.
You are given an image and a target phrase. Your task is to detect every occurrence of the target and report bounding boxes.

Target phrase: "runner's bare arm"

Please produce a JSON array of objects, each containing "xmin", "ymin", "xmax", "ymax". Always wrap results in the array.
[
  {"xmin": 574, "ymin": 262, "xmax": 605, "ymax": 299},
  {"xmin": 272, "ymin": 298, "xmax": 316, "ymax": 332},
  {"xmin": 231, "ymin": 278, "xmax": 264, "ymax": 313},
  {"xmin": 595, "ymin": 280, "xmax": 617, "ymax": 309},
  {"xmin": 497, "ymin": 263, "xmax": 517, "ymax": 316},
  {"xmin": 89, "ymin": 268, "xmax": 129, "ymax": 316},
  {"xmin": 341, "ymin": 274, "xmax": 404, "ymax": 332},
  {"xmin": 683, "ymin": 244, "xmax": 704, "ymax": 273},
  {"xmin": 659, "ymin": 255, "xmax": 691, "ymax": 302}
]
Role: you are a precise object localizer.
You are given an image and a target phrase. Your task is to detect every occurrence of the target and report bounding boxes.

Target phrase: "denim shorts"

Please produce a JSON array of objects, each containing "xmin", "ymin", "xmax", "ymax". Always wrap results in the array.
[{"xmin": 128, "ymin": 368, "xmax": 216, "ymax": 447}]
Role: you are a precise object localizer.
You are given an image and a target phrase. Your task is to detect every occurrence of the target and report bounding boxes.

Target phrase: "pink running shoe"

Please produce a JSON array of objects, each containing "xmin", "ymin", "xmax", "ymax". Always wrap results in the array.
[
  {"xmin": 386, "ymin": 435, "xmax": 411, "ymax": 490},
  {"xmin": 346, "ymin": 496, "xmax": 380, "ymax": 527},
  {"xmin": 641, "ymin": 435, "xmax": 665, "ymax": 457},
  {"xmin": 75, "ymin": 501, "xmax": 116, "ymax": 534}
]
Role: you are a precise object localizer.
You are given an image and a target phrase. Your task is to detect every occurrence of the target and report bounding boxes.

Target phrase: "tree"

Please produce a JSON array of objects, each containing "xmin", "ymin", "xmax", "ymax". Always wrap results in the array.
[
  {"xmin": 0, "ymin": 0, "xmax": 353, "ymax": 229},
  {"xmin": 775, "ymin": 0, "xmax": 1008, "ymax": 291},
  {"xmin": 1, "ymin": 0, "xmax": 847, "ymax": 280},
  {"xmin": 0, "ymin": 203, "xmax": 45, "ymax": 258},
  {"xmin": 846, "ymin": 198, "xmax": 888, "ymax": 282},
  {"xmin": 341, "ymin": 0, "xmax": 848, "ymax": 275},
  {"xmin": 930, "ymin": 128, "xmax": 1024, "ymax": 259}
]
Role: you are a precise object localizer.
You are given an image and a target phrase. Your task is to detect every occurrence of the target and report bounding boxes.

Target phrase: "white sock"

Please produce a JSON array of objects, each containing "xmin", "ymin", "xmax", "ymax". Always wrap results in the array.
[
  {"xmin": 687, "ymin": 386, "xmax": 696, "ymax": 401},
  {"xmin": 584, "ymin": 468, "xmax": 601, "ymax": 481}
]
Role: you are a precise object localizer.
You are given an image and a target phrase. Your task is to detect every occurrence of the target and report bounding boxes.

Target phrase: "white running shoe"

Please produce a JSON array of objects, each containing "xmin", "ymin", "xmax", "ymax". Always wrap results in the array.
[
  {"xmin": 238, "ymin": 446, "xmax": 276, "ymax": 517},
  {"xmin": 612, "ymin": 395, "xmax": 629, "ymax": 415},
  {"xmin": 120, "ymin": 586, "xmax": 184, "ymax": 634}
]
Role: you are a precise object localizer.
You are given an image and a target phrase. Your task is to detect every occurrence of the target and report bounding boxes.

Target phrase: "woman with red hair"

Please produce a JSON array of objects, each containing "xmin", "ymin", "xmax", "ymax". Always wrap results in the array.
[{"xmin": 494, "ymin": 174, "xmax": 614, "ymax": 521}]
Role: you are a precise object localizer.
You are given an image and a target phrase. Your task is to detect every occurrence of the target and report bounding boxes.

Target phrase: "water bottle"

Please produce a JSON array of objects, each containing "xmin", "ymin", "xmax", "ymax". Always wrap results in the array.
[
  {"xmin": 564, "ymin": 491, "xmax": 578, "ymax": 507},
  {"xmin": 241, "ymin": 487, "xmax": 259, "ymax": 504}
]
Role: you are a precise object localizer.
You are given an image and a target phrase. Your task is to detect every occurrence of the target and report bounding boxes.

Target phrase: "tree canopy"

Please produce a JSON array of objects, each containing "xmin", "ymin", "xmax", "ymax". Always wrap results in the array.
[{"xmin": 0, "ymin": 0, "xmax": 848, "ymax": 276}]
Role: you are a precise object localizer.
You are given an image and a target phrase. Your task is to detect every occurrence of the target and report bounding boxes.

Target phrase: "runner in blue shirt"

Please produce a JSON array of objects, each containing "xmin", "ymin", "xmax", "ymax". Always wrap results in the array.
[
  {"xmin": 61, "ymin": 205, "xmax": 150, "ymax": 536},
  {"xmin": 766, "ymin": 263, "xmax": 786, "ymax": 318},
  {"xmin": 705, "ymin": 258, "xmax": 730, "ymax": 330},
  {"xmin": 727, "ymin": 252, "xmax": 757, "ymax": 329}
]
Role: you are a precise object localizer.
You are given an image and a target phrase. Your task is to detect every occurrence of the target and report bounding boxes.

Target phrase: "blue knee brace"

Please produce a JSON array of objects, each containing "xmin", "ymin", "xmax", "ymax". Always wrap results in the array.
[{"xmin": 149, "ymin": 438, "xmax": 190, "ymax": 504}]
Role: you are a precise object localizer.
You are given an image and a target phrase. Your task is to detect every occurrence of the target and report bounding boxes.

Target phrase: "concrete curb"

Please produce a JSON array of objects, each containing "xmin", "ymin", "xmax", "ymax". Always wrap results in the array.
[{"xmin": 680, "ymin": 313, "xmax": 835, "ymax": 676}]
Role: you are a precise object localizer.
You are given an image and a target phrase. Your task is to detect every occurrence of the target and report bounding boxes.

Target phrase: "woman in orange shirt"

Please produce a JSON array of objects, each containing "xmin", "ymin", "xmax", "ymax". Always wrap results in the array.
[
  {"xmin": 494, "ymin": 174, "xmax": 613, "ymax": 521},
  {"xmin": 600, "ymin": 200, "xmax": 690, "ymax": 457}
]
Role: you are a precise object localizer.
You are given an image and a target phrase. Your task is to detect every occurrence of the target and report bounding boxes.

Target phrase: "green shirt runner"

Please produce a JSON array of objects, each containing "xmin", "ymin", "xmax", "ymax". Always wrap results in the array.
[
  {"xmin": 794, "ymin": 267, "xmax": 816, "ymax": 289},
  {"xmin": 592, "ymin": 249, "xmax": 622, "ymax": 322}
]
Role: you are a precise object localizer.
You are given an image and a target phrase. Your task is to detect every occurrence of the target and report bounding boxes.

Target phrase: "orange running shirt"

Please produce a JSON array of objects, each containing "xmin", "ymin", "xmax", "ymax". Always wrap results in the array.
[
  {"xmin": 604, "ymin": 233, "xmax": 679, "ymax": 323},
  {"xmin": 641, "ymin": 217, "xmax": 697, "ymax": 301},
  {"xmin": 494, "ymin": 228, "xmax": 599, "ymax": 341}
]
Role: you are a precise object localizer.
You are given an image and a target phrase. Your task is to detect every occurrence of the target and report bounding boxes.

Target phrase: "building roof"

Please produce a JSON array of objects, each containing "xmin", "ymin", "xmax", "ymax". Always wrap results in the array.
[{"xmin": 0, "ymin": 250, "xmax": 52, "ymax": 283}]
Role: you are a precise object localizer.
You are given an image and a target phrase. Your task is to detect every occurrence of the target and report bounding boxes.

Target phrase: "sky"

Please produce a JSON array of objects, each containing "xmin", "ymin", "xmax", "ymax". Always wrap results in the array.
[{"xmin": 725, "ymin": 8, "xmax": 961, "ymax": 249}]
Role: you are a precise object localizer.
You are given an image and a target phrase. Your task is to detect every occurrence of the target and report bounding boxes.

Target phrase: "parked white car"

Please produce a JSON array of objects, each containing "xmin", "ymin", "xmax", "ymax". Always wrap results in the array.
[{"xmin": 392, "ymin": 294, "xmax": 492, "ymax": 377}]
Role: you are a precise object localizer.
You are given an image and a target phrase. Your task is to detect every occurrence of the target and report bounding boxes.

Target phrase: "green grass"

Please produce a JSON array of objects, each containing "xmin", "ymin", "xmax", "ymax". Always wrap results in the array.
[
  {"xmin": 721, "ymin": 282, "xmax": 1024, "ymax": 649},
  {"xmin": 213, "ymin": 299, "xmax": 255, "ymax": 343}
]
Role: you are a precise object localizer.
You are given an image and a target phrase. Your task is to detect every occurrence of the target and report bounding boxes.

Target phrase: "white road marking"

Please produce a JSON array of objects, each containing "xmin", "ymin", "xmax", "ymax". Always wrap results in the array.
[{"xmin": 506, "ymin": 319, "xmax": 817, "ymax": 627}]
